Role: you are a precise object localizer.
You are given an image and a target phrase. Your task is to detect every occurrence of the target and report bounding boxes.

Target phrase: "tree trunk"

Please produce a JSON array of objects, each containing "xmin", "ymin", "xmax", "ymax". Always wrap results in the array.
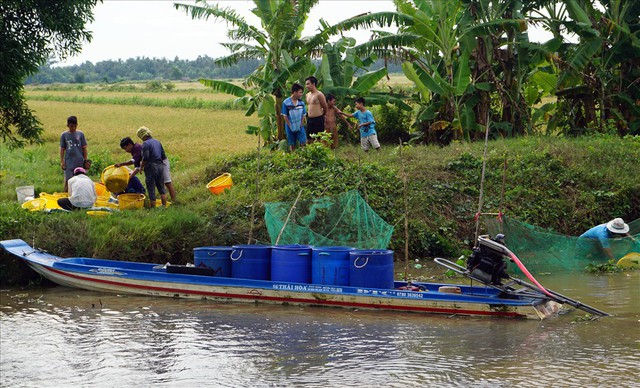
[{"xmin": 276, "ymin": 95, "xmax": 285, "ymax": 140}]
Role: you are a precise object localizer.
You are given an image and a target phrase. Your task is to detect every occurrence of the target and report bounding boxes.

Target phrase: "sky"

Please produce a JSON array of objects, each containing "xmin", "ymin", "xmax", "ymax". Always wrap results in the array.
[
  {"xmin": 57, "ymin": 0, "xmax": 398, "ymax": 66},
  {"xmin": 58, "ymin": 0, "xmax": 554, "ymax": 67}
]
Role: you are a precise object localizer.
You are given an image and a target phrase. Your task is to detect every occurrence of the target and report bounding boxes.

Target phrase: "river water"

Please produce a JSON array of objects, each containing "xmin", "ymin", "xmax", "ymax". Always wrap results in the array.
[{"xmin": 1, "ymin": 271, "xmax": 638, "ymax": 387}]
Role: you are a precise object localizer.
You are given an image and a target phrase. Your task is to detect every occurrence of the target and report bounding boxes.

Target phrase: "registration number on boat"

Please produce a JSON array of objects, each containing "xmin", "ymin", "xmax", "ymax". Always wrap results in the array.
[{"xmin": 89, "ymin": 267, "xmax": 124, "ymax": 275}]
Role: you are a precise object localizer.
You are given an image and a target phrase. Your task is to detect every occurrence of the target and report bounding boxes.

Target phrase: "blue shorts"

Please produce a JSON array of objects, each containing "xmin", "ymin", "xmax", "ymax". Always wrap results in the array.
[{"xmin": 286, "ymin": 127, "xmax": 307, "ymax": 146}]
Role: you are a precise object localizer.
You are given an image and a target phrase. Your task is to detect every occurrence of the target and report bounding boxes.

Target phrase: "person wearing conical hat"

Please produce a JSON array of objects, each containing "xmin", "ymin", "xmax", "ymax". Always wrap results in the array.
[
  {"xmin": 579, "ymin": 218, "xmax": 634, "ymax": 260},
  {"xmin": 137, "ymin": 126, "xmax": 167, "ymax": 208}
]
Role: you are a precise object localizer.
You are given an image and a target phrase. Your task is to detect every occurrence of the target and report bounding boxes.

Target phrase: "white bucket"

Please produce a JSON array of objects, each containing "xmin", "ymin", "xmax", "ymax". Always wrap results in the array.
[{"xmin": 16, "ymin": 186, "xmax": 35, "ymax": 203}]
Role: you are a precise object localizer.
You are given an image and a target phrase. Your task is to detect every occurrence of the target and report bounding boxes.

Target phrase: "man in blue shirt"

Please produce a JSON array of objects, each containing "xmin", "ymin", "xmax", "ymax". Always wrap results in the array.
[
  {"xmin": 342, "ymin": 97, "xmax": 380, "ymax": 152},
  {"xmin": 282, "ymin": 83, "xmax": 307, "ymax": 151},
  {"xmin": 579, "ymin": 218, "xmax": 633, "ymax": 260}
]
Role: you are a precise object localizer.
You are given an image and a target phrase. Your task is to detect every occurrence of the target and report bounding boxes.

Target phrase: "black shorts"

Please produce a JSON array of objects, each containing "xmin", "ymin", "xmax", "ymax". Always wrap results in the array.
[{"xmin": 306, "ymin": 116, "xmax": 325, "ymax": 136}]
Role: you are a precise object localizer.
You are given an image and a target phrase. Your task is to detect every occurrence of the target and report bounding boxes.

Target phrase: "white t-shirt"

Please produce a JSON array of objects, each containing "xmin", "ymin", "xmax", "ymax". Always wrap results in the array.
[{"xmin": 68, "ymin": 174, "xmax": 97, "ymax": 208}]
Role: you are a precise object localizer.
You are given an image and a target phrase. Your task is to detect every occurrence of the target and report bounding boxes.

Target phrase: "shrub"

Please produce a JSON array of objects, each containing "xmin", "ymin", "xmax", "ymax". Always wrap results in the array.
[{"xmin": 372, "ymin": 104, "xmax": 412, "ymax": 143}]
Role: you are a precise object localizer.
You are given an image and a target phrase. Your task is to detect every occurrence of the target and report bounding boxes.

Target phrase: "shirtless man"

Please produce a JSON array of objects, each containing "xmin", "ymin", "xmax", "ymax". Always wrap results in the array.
[{"xmin": 305, "ymin": 76, "xmax": 328, "ymax": 142}]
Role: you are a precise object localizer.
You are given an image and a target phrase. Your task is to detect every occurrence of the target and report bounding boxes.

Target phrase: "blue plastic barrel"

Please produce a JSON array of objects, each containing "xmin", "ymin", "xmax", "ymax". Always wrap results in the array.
[
  {"xmin": 312, "ymin": 246, "xmax": 355, "ymax": 286},
  {"xmin": 230, "ymin": 245, "xmax": 272, "ymax": 280},
  {"xmin": 194, "ymin": 246, "xmax": 232, "ymax": 277},
  {"xmin": 271, "ymin": 244, "xmax": 312, "ymax": 283},
  {"xmin": 349, "ymin": 250, "xmax": 395, "ymax": 289}
]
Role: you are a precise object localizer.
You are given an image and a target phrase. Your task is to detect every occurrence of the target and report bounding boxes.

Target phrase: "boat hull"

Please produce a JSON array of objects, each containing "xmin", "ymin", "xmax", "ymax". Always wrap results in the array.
[{"xmin": 2, "ymin": 239, "xmax": 561, "ymax": 320}]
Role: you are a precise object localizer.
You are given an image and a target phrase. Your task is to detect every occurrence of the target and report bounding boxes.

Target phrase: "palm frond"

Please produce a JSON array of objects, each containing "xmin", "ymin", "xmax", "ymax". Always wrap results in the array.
[
  {"xmin": 272, "ymin": 58, "xmax": 311, "ymax": 89},
  {"xmin": 352, "ymin": 68, "xmax": 388, "ymax": 93},
  {"xmin": 214, "ymin": 49, "xmax": 264, "ymax": 68},
  {"xmin": 175, "ymin": 2, "xmax": 267, "ymax": 45},
  {"xmin": 199, "ymin": 78, "xmax": 248, "ymax": 97},
  {"xmin": 332, "ymin": 11, "xmax": 413, "ymax": 33},
  {"xmin": 354, "ymin": 34, "xmax": 421, "ymax": 59}
]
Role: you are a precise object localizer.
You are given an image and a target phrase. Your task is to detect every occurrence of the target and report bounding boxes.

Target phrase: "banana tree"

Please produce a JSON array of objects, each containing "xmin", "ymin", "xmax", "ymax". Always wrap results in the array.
[
  {"xmin": 397, "ymin": 0, "xmax": 477, "ymax": 141},
  {"xmin": 550, "ymin": 0, "xmax": 640, "ymax": 134},
  {"xmin": 198, "ymin": 57, "xmax": 312, "ymax": 143},
  {"xmin": 175, "ymin": 0, "xmax": 326, "ymax": 142},
  {"xmin": 317, "ymin": 36, "xmax": 411, "ymax": 110},
  {"xmin": 329, "ymin": 0, "xmax": 487, "ymax": 142}
]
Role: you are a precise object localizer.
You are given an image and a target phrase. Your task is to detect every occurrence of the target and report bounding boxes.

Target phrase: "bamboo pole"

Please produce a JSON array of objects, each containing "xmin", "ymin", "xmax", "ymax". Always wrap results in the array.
[
  {"xmin": 275, "ymin": 189, "xmax": 303, "ymax": 246},
  {"xmin": 247, "ymin": 134, "xmax": 261, "ymax": 244},
  {"xmin": 399, "ymin": 139, "xmax": 410, "ymax": 283},
  {"xmin": 499, "ymin": 157, "xmax": 508, "ymax": 234},
  {"xmin": 473, "ymin": 112, "xmax": 491, "ymax": 247}
]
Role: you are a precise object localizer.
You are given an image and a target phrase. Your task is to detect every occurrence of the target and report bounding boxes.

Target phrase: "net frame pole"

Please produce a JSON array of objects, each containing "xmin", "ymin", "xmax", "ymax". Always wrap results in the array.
[
  {"xmin": 247, "ymin": 133, "xmax": 261, "ymax": 244},
  {"xmin": 275, "ymin": 189, "xmax": 303, "ymax": 246},
  {"xmin": 399, "ymin": 139, "xmax": 410, "ymax": 282},
  {"xmin": 474, "ymin": 112, "xmax": 491, "ymax": 248}
]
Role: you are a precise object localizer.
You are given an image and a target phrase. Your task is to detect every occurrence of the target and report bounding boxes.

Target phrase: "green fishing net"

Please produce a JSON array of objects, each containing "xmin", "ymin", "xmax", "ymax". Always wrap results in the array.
[
  {"xmin": 264, "ymin": 190, "xmax": 394, "ymax": 248},
  {"xmin": 486, "ymin": 216, "xmax": 640, "ymax": 272}
]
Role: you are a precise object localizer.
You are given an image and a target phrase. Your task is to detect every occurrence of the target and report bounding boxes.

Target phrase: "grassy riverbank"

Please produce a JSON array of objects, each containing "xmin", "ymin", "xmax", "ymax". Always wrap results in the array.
[{"xmin": 1, "ymin": 91, "xmax": 639, "ymax": 286}]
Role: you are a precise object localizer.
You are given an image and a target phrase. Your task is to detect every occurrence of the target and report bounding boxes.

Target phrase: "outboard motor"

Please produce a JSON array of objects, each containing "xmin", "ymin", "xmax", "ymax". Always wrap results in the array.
[{"xmin": 467, "ymin": 234, "xmax": 510, "ymax": 285}]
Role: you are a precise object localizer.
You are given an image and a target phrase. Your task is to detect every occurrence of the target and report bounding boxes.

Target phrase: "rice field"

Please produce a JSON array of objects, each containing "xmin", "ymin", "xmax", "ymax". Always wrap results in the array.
[
  {"xmin": 29, "ymin": 100, "xmax": 255, "ymax": 157},
  {"xmin": 0, "ymin": 94, "xmax": 258, "ymax": 201},
  {"xmin": 25, "ymin": 89, "xmax": 240, "ymax": 102}
]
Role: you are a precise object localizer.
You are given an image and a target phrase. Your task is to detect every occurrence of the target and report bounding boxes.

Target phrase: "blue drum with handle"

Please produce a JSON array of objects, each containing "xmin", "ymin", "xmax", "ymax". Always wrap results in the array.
[
  {"xmin": 311, "ymin": 246, "xmax": 355, "ymax": 286},
  {"xmin": 349, "ymin": 249, "xmax": 394, "ymax": 289},
  {"xmin": 230, "ymin": 245, "xmax": 271, "ymax": 280},
  {"xmin": 271, "ymin": 244, "xmax": 312, "ymax": 283}
]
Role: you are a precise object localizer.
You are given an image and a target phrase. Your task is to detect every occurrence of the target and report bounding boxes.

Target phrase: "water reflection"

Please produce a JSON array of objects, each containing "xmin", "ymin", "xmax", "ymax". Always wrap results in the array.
[{"xmin": 1, "ymin": 271, "xmax": 638, "ymax": 387}]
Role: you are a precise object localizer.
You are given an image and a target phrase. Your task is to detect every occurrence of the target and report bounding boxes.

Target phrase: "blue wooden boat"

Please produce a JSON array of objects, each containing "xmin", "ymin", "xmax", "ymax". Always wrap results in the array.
[{"xmin": 1, "ymin": 238, "xmax": 566, "ymax": 320}]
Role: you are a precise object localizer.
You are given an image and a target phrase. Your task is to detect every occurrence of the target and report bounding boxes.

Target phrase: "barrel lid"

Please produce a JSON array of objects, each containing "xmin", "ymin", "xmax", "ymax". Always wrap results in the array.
[
  {"xmin": 194, "ymin": 246, "xmax": 232, "ymax": 251},
  {"xmin": 231, "ymin": 244, "xmax": 272, "ymax": 249},
  {"xmin": 272, "ymin": 244, "xmax": 311, "ymax": 250},
  {"xmin": 312, "ymin": 246, "xmax": 355, "ymax": 251},
  {"xmin": 349, "ymin": 249, "xmax": 394, "ymax": 255}
]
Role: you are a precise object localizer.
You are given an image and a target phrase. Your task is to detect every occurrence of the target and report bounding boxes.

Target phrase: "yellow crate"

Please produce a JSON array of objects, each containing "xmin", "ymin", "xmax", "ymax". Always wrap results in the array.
[{"xmin": 117, "ymin": 193, "xmax": 145, "ymax": 210}]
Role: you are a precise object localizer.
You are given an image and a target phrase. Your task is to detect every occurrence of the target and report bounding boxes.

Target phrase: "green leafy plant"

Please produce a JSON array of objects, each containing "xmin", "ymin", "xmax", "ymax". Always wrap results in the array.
[{"xmin": 585, "ymin": 260, "xmax": 622, "ymax": 273}]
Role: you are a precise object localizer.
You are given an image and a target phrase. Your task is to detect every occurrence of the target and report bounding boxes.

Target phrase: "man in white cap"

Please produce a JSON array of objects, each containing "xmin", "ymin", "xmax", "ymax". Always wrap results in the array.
[{"xmin": 579, "ymin": 218, "xmax": 634, "ymax": 260}]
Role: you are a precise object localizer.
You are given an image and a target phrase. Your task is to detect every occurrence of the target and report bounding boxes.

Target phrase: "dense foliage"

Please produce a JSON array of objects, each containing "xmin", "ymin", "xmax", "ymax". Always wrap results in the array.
[
  {"xmin": 338, "ymin": 0, "xmax": 640, "ymax": 142},
  {"xmin": 27, "ymin": 57, "xmax": 264, "ymax": 84},
  {"xmin": 0, "ymin": 0, "xmax": 99, "ymax": 148}
]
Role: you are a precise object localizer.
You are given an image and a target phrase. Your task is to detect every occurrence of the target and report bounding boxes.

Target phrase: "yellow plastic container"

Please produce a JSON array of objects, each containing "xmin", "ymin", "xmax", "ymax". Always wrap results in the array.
[
  {"xmin": 102, "ymin": 165, "xmax": 130, "ymax": 193},
  {"xmin": 617, "ymin": 253, "xmax": 640, "ymax": 269},
  {"xmin": 94, "ymin": 182, "xmax": 111, "ymax": 200},
  {"xmin": 87, "ymin": 210, "xmax": 112, "ymax": 217},
  {"xmin": 94, "ymin": 199, "xmax": 118, "ymax": 209},
  {"xmin": 37, "ymin": 192, "xmax": 68, "ymax": 210},
  {"xmin": 207, "ymin": 173, "xmax": 233, "ymax": 195},
  {"xmin": 118, "ymin": 193, "xmax": 145, "ymax": 210},
  {"xmin": 39, "ymin": 192, "xmax": 68, "ymax": 199},
  {"xmin": 153, "ymin": 199, "xmax": 171, "ymax": 207},
  {"xmin": 21, "ymin": 198, "xmax": 47, "ymax": 211}
]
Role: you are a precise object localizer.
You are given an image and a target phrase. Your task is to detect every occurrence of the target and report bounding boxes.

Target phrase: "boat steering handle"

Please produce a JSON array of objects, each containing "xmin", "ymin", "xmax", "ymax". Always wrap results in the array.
[
  {"xmin": 230, "ymin": 250, "xmax": 243, "ymax": 261},
  {"xmin": 354, "ymin": 257, "xmax": 369, "ymax": 268}
]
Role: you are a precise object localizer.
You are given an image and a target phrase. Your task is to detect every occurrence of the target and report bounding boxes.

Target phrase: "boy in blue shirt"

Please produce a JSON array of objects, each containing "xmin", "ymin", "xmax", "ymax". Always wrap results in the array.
[
  {"xmin": 281, "ymin": 83, "xmax": 307, "ymax": 151},
  {"xmin": 342, "ymin": 97, "xmax": 380, "ymax": 152}
]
